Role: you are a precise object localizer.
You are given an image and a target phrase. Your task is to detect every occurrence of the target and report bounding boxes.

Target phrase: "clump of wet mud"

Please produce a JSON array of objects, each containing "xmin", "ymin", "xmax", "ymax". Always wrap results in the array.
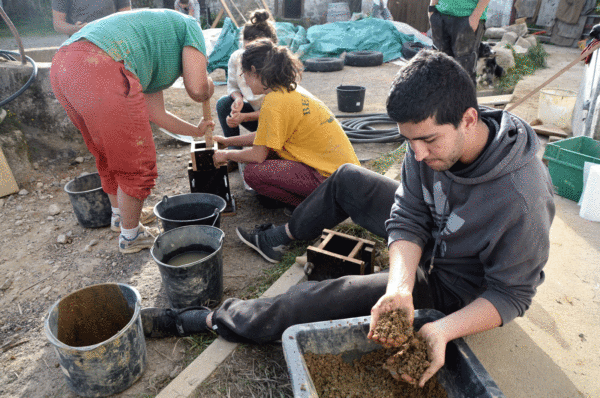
[
  {"xmin": 305, "ymin": 309, "xmax": 446, "ymax": 397},
  {"xmin": 372, "ymin": 308, "xmax": 430, "ymax": 382}
]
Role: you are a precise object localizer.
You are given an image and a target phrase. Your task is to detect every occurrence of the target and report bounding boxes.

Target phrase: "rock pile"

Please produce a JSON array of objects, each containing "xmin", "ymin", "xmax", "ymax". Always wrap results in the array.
[{"xmin": 484, "ymin": 22, "xmax": 539, "ymax": 70}]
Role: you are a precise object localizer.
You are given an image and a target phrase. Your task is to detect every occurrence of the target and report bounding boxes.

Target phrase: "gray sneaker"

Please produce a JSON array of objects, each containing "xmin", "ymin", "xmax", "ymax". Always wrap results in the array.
[
  {"xmin": 236, "ymin": 224, "xmax": 286, "ymax": 263},
  {"xmin": 119, "ymin": 224, "xmax": 159, "ymax": 254}
]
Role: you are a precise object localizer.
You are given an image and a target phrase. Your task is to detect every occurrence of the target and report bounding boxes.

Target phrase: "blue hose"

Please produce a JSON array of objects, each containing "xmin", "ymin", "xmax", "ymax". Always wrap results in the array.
[{"xmin": 0, "ymin": 50, "xmax": 38, "ymax": 107}]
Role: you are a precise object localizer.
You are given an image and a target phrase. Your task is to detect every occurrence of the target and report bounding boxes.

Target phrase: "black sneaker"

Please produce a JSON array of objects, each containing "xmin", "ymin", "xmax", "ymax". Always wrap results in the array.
[
  {"xmin": 141, "ymin": 306, "xmax": 211, "ymax": 338},
  {"xmin": 236, "ymin": 224, "xmax": 286, "ymax": 263}
]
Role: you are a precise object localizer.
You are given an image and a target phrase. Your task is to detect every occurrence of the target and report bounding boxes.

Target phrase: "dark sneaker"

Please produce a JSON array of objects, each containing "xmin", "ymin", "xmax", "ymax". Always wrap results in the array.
[
  {"xmin": 141, "ymin": 307, "xmax": 211, "ymax": 338},
  {"xmin": 236, "ymin": 224, "xmax": 286, "ymax": 263}
]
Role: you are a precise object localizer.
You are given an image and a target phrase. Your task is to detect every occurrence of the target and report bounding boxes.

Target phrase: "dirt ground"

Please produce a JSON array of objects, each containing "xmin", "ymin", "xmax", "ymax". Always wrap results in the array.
[
  {"xmin": 1, "ymin": 32, "xmax": 599, "ymax": 398},
  {"xmin": 0, "ymin": 33, "xmax": 398, "ymax": 397}
]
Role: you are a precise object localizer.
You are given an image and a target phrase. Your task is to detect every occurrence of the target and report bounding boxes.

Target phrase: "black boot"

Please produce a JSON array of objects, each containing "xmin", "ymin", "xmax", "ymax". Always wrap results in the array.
[{"xmin": 141, "ymin": 306, "xmax": 211, "ymax": 338}]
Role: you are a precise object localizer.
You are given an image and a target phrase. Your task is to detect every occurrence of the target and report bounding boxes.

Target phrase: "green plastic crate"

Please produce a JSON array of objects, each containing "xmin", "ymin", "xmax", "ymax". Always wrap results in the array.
[{"xmin": 542, "ymin": 136, "xmax": 600, "ymax": 202}]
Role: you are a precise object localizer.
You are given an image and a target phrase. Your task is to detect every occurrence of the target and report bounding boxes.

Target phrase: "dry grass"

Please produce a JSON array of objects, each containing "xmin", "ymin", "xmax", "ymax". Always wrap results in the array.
[{"xmin": 194, "ymin": 344, "xmax": 293, "ymax": 398}]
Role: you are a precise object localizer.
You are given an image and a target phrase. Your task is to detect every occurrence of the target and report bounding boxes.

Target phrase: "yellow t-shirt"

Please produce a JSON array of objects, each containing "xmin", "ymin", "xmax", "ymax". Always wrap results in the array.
[{"xmin": 253, "ymin": 86, "xmax": 360, "ymax": 177}]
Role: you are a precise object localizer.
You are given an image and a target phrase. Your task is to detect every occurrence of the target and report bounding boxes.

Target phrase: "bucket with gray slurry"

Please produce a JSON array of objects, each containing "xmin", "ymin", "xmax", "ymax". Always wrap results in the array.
[{"xmin": 151, "ymin": 225, "xmax": 225, "ymax": 308}]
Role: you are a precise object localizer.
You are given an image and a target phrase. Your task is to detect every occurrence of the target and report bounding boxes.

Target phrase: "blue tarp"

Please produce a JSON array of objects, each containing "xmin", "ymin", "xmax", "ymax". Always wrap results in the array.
[{"xmin": 207, "ymin": 17, "xmax": 416, "ymax": 73}]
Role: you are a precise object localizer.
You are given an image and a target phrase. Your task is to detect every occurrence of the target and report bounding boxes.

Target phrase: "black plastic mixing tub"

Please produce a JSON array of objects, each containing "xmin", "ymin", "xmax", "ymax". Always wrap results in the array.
[{"xmin": 282, "ymin": 309, "xmax": 505, "ymax": 398}]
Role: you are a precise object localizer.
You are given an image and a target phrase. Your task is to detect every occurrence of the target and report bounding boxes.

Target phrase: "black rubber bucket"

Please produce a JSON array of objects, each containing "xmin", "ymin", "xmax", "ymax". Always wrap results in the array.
[
  {"xmin": 153, "ymin": 193, "xmax": 226, "ymax": 233},
  {"xmin": 151, "ymin": 225, "xmax": 225, "ymax": 308},
  {"xmin": 337, "ymin": 85, "xmax": 366, "ymax": 112},
  {"xmin": 44, "ymin": 283, "xmax": 146, "ymax": 397},
  {"xmin": 64, "ymin": 173, "xmax": 112, "ymax": 228}
]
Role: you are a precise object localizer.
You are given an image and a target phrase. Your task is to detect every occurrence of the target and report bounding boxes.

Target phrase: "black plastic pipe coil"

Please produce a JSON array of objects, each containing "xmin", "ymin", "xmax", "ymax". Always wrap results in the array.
[
  {"xmin": 335, "ymin": 113, "xmax": 405, "ymax": 143},
  {"xmin": 0, "ymin": 50, "xmax": 38, "ymax": 107}
]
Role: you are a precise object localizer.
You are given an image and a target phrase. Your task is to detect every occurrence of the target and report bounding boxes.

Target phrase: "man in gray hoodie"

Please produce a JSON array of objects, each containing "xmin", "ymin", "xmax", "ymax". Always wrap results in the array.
[{"xmin": 141, "ymin": 50, "xmax": 555, "ymax": 386}]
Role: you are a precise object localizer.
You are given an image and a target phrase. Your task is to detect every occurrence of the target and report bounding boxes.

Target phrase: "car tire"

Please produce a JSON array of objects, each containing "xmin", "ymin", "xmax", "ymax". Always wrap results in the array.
[
  {"xmin": 344, "ymin": 51, "xmax": 384, "ymax": 67},
  {"xmin": 402, "ymin": 41, "xmax": 430, "ymax": 60},
  {"xmin": 304, "ymin": 57, "xmax": 345, "ymax": 72}
]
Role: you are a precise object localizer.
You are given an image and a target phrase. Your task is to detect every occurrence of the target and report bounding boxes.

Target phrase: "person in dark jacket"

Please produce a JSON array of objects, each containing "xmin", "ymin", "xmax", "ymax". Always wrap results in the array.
[{"xmin": 141, "ymin": 50, "xmax": 555, "ymax": 387}]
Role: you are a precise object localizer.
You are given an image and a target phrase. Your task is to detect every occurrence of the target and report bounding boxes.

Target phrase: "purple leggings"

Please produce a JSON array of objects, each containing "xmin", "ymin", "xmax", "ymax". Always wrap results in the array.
[{"xmin": 244, "ymin": 159, "xmax": 327, "ymax": 207}]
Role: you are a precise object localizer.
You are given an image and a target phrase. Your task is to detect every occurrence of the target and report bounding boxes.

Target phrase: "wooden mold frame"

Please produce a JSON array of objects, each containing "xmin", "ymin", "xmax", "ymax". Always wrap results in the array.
[{"xmin": 305, "ymin": 228, "xmax": 376, "ymax": 281}]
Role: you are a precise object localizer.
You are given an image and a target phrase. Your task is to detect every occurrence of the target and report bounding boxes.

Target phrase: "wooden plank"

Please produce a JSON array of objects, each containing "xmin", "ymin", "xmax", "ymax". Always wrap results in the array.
[
  {"xmin": 532, "ymin": 124, "xmax": 569, "ymax": 138},
  {"xmin": 229, "ymin": 0, "xmax": 247, "ymax": 23},
  {"xmin": 478, "ymin": 94, "xmax": 514, "ymax": 106},
  {"xmin": 0, "ymin": 147, "xmax": 19, "ymax": 198},
  {"xmin": 306, "ymin": 246, "xmax": 364, "ymax": 265},
  {"xmin": 218, "ymin": 0, "xmax": 239, "ymax": 27},
  {"xmin": 211, "ymin": 8, "xmax": 224, "ymax": 28},
  {"xmin": 507, "ymin": 40, "xmax": 600, "ymax": 112},
  {"xmin": 260, "ymin": 0, "xmax": 270, "ymax": 13},
  {"xmin": 202, "ymin": 101, "xmax": 213, "ymax": 148}
]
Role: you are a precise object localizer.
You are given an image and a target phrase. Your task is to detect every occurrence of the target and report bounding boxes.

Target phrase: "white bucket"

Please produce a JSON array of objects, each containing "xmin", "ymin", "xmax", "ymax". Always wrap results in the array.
[
  {"xmin": 327, "ymin": 2, "xmax": 351, "ymax": 23},
  {"xmin": 537, "ymin": 88, "xmax": 577, "ymax": 131}
]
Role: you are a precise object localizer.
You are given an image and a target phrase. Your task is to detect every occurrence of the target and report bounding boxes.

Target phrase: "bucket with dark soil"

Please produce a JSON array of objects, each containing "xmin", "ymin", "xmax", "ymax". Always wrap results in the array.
[
  {"xmin": 151, "ymin": 225, "xmax": 225, "ymax": 308},
  {"xmin": 44, "ymin": 283, "xmax": 146, "ymax": 397}
]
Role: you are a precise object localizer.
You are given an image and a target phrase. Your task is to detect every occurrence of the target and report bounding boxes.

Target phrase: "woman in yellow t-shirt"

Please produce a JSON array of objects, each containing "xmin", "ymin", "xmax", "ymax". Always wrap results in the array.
[{"xmin": 213, "ymin": 39, "xmax": 360, "ymax": 207}]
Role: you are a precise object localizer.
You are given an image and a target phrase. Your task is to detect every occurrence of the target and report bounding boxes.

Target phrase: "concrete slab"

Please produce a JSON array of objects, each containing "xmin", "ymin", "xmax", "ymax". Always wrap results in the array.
[{"xmin": 469, "ymin": 44, "xmax": 600, "ymax": 398}]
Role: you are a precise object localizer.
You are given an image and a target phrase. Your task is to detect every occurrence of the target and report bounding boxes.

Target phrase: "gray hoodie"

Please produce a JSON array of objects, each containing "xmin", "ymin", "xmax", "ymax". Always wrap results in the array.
[{"xmin": 385, "ymin": 107, "xmax": 555, "ymax": 325}]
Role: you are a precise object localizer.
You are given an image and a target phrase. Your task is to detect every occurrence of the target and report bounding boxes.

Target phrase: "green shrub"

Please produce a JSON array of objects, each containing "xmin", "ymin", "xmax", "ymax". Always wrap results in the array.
[{"xmin": 497, "ymin": 42, "xmax": 548, "ymax": 93}]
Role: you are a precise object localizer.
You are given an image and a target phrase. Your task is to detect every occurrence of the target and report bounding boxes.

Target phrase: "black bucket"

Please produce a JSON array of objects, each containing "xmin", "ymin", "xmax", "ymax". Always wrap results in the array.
[
  {"xmin": 153, "ymin": 193, "xmax": 226, "ymax": 233},
  {"xmin": 151, "ymin": 225, "xmax": 225, "ymax": 308},
  {"xmin": 44, "ymin": 283, "xmax": 146, "ymax": 397},
  {"xmin": 64, "ymin": 173, "xmax": 112, "ymax": 228},
  {"xmin": 337, "ymin": 85, "xmax": 366, "ymax": 112}
]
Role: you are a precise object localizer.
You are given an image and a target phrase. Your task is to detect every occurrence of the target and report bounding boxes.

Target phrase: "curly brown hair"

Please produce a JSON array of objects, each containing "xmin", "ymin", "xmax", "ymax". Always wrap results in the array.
[
  {"xmin": 242, "ymin": 9, "xmax": 277, "ymax": 44},
  {"xmin": 241, "ymin": 39, "xmax": 303, "ymax": 92}
]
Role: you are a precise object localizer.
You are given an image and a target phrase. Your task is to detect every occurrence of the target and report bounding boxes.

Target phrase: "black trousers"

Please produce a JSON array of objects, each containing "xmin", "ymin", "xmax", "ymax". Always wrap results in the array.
[
  {"xmin": 211, "ymin": 164, "xmax": 461, "ymax": 344},
  {"xmin": 430, "ymin": 11, "xmax": 486, "ymax": 84}
]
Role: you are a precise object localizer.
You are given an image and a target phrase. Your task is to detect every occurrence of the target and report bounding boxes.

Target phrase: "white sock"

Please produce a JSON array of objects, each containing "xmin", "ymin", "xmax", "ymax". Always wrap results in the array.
[
  {"xmin": 120, "ymin": 225, "xmax": 140, "ymax": 240},
  {"xmin": 112, "ymin": 207, "xmax": 120, "ymax": 216}
]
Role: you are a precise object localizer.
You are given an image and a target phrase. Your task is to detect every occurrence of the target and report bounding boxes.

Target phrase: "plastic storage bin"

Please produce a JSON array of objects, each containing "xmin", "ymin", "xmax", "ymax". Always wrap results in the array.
[
  {"xmin": 542, "ymin": 136, "xmax": 600, "ymax": 202},
  {"xmin": 282, "ymin": 309, "xmax": 504, "ymax": 398}
]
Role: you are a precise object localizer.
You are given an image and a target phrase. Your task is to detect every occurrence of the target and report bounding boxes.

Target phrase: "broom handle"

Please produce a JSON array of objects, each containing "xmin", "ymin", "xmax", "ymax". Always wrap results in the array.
[
  {"xmin": 506, "ymin": 40, "xmax": 600, "ymax": 112},
  {"xmin": 202, "ymin": 101, "xmax": 213, "ymax": 148}
]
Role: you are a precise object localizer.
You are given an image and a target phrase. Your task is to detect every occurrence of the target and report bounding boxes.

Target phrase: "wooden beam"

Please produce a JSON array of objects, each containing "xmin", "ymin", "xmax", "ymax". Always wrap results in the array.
[
  {"xmin": 478, "ymin": 94, "xmax": 514, "ymax": 107},
  {"xmin": 507, "ymin": 40, "xmax": 600, "ymax": 112},
  {"xmin": 202, "ymin": 101, "xmax": 214, "ymax": 148},
  {"xmin": 0, "ymin": 147, "xmax": 19, "ymax": 198},
  {"xmin": 532, "ymin": 124, "xmax": 569, "ymax": 138},
  {"xmin": 218, "ymin": 0, "xmax": 239, "ymax": 28},
  {"xmin": 260, "ymin": 0, "xmax": 270, "ymax": 13},
  {"xmin": 229, "ymin": 0, "xmax": 247, "ymax": 23},
  {"xmin": 211, "ymin": 8, "xmax": 224, "ymax": 28}
]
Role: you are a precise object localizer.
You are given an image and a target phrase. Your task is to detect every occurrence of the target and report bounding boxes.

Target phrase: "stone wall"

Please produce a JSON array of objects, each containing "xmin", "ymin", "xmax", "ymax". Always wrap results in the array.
[{"xmin": 0, "ymin": 61, "xmax": 79, "ymax": 142}]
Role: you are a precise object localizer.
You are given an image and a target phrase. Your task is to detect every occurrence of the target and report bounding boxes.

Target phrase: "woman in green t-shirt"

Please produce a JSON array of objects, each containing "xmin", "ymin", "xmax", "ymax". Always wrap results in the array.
[{"xmin": 50, "ymin": 9, "xmax": 215, "ymax": 254}]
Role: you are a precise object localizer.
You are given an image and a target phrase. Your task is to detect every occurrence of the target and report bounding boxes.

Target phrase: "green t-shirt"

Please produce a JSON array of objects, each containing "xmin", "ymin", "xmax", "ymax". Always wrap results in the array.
[
  {"xmin": 435, "ymin": 0, "xmax": 488, "ymax": 20},
  {"xmin": 63, "ymin": 9, "xmax": 206, "ymax": 93}
]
